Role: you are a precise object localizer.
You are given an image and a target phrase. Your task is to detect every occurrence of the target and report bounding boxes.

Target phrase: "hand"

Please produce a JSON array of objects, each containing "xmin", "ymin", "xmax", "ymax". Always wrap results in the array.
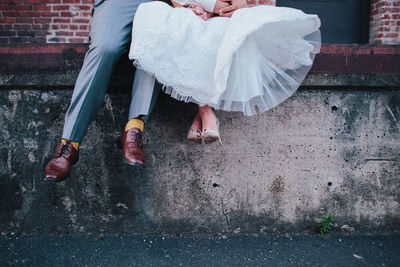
[
  {"xmin": 202, "ymin": 11, "xmax": 215, "ymax": 20},
  {"xmin": 218, "ymin": 0, "xmax": 247, "ymax": 17},
  {"xmin": 213, "ymin": 0, "xmax": 230, "ymax": 13},
  {"xmin": 171, "ymin": 0, "xmax": 183, "ymax": 8},
  {"xmin": 189, "ymin": 4, "xmax": 213, "ymax": 20},
  {"xmin": 188, "ymin": 4, "xmax": 204, "ymax": 16}
]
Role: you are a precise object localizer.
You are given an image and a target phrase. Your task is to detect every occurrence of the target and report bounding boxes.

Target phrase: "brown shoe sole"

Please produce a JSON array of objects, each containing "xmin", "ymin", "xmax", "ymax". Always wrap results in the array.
[{"xmin": 43, "ymin": 174, "xmax": 69, "ymax": 183}]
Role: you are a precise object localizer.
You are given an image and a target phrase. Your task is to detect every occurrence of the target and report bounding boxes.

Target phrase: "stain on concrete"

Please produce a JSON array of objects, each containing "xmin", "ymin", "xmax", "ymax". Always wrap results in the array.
[{"xmin": 269, "ymin": 176, "xmax": 285, "ymax": 194}]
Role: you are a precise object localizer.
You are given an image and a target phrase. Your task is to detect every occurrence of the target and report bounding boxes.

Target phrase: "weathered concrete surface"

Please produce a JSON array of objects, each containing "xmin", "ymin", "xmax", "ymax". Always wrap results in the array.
[{"xmin": 0, "ymin": 88, "xmax": 400, "ymax": 234}]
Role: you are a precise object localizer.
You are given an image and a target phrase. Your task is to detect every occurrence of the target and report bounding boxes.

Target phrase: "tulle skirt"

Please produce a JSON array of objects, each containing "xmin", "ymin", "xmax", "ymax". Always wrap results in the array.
[{"xmin": 129, "ymin": 1, "xmax": 321, "ymax": 116}]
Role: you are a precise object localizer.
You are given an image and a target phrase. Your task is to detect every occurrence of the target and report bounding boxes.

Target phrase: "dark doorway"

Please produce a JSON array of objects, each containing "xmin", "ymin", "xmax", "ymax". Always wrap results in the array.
[{"xmin": 276, "ymin": 0, "xmax": 370, "ymax": 44}]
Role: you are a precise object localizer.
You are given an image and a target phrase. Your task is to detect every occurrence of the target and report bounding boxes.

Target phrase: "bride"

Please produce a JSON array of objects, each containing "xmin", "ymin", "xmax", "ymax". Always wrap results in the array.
[{"xmin": 129, "ymin": 0, "xmax": 321, "ymax": 144}]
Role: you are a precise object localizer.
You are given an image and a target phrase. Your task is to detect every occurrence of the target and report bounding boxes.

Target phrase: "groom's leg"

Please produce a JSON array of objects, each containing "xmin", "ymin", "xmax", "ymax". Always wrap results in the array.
[
  {"xmin": 45, "ymin": 0, "xmax": 147, "ymax": 182},
  {"xmin": 119, "ymin": 69, "xmax": 161, "ymax": 167},
  {"xmin": 128, "ymin": 69, "xmax": 161, "ymax": 123},
  {"xmin": 62, "ymin": 0, "xmax": 145, "ymax": 143}
]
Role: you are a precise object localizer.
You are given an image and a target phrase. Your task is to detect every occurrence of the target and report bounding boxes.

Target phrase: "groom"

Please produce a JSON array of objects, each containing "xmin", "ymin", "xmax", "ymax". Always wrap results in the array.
[{"xmin": 44, "ymin": 0, "xmax": 248, "ymax": 182}]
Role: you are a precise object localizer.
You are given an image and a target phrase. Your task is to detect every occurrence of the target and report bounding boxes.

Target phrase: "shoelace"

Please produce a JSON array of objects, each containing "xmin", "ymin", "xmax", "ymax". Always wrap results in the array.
[
  {"xmin": 56, "ymin": 144, "xmax": 71, "ymax": 158},
  {"xmin": 130, "ymin": 132, "xmax": 142, "ymax": 148}
]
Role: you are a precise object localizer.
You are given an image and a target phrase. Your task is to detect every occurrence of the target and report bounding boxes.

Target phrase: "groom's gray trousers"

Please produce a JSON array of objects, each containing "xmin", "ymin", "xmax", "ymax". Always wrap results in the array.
[{"xmin": 62, "ymin": 0, "xmax": 160, "ymax": 143}]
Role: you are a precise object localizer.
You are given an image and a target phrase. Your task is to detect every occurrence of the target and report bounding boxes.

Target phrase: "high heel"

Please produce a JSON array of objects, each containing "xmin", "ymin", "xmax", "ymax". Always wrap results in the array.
[
  {"xmin": 201, "ymin": 120, "xmax": 222, "ymax": 145},
  {"xmin": 187, "ymin": 127, "xmax": 202, "ymax": 144}
]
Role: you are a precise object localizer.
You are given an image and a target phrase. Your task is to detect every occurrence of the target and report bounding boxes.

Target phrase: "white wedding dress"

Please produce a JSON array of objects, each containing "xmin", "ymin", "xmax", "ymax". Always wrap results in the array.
[{"xmin": 129, "ymin": 1, "xmax": 321, "ymax": 116}]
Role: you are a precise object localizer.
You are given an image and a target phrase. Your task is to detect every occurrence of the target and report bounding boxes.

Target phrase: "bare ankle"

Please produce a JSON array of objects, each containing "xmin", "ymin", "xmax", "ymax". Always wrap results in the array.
[{"xmin": 198, "ymin": 105, "xmax": 212, "ymax": 114}]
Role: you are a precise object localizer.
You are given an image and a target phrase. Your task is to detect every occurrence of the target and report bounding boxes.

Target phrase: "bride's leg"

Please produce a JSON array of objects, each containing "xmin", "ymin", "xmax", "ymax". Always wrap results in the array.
[
  {"xmin": 187, "ymin": 108, "xmax": 202, "ymax": 144},
  {"xmin": 199, "ymin": 105, "xmax": 221, "ymax": 145},
  {"xmin": 198, "ymin": 105, "xmax": 218, "ymax": 131},
  {"xmin": 190, "ymin": 111, "xmax": 202, "ymax": 131}
]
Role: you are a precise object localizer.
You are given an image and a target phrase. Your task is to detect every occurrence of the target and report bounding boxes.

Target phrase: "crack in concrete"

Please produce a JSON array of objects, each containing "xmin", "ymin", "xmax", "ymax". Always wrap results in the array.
[
  {"xmin": 364, "ymin": 158, "xmax": 399, "ymax": 162},
  {"xmin": 386, "ymin": 104, "xmax": 400, "ymax": 133},
  {"xmin": 221, "ymin": 198, "xmax": 230, "ymax": 226}
]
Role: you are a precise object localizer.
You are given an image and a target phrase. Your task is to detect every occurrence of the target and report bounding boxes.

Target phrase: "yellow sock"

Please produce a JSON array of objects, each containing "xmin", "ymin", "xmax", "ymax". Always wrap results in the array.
[
  {"xmin": 61, "ymin": 138, "xmax": 79, "ymax": 150},
  {"xmin": 125, "ymin": 118, "xmax": 144, "ymax": 132}
]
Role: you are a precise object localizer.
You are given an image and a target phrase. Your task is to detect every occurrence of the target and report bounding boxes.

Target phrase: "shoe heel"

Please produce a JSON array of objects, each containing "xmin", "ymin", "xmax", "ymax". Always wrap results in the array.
[
  {"xmin": 203, "ymin": 135, "xmax": 222, "ymax": 145},
  {"xmin": 202, "ymin": 119, "xmax": 222, "ymax": 145},
  {"xmin": 187, "ymin": 128, "xmax": 202, "ymax": 144}
]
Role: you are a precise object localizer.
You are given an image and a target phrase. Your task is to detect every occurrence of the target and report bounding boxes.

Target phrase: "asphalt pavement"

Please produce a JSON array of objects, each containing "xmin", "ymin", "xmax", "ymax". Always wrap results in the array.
[{"xmin": 1, "ymin": 233, "xmax": 399, "ymax": 266}]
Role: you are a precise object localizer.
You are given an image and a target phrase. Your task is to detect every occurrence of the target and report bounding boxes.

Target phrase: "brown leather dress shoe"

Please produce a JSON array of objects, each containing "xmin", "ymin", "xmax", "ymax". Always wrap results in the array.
[
  {"xmin": 118, "ymin": 127, "xmax": 145, "ymax": 166},
  {"xmin": 44, "ymin": 142, "xmax": 79, "ymax": 182}
]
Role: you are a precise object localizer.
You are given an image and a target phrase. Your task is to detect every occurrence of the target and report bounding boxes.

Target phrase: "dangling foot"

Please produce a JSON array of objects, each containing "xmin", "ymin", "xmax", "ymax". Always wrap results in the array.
[
  {"xmin": 119, "ymin": 127, "xmax": 145, "ymax": 166},
  {"xmin": 199, "ymin": 105, "xmax": 222, "ymax": 145},
  {"xmin": 187, "ymin": 112, "xmax": 202, "ymax": 144},
  {"xmin": 44, "ymin": 141, "xmax": 79, "ymax": 182},
  {"xmin": 119, "ymin": 118, "xmax": 145, "ymax": 166}
]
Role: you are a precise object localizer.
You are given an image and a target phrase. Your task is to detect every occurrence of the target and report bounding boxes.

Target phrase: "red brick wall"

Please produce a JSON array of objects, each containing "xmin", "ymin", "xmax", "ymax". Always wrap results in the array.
[
  {"xmin": 0, "ymin": 0, "xmax": 93, "ymax": 44},
  {"xmin": 2, "ymin": 0, "xmax": 399, "ymax": 45},
  {"xmin": 370, "ymin": 0, "xmax": 400, "ymax": 44}
]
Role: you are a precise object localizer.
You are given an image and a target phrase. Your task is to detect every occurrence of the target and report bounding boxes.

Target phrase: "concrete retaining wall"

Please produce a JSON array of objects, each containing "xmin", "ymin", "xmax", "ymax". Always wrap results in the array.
[{"xmin": 1, "ymin": 88, "xmax": 399, "ymax": 234}]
